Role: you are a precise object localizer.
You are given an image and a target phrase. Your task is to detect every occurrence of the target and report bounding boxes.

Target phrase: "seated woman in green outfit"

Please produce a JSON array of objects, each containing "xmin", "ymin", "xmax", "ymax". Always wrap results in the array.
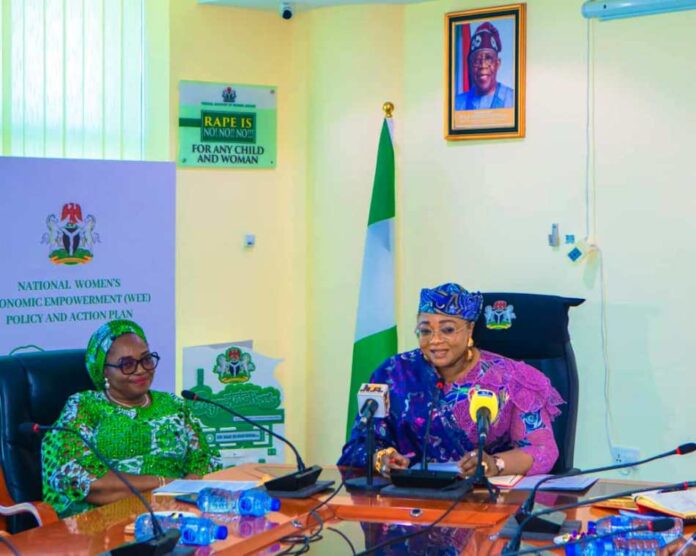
[{"xmin": 41, "ymin": 320, "xmax": 222, "ymax": 517}]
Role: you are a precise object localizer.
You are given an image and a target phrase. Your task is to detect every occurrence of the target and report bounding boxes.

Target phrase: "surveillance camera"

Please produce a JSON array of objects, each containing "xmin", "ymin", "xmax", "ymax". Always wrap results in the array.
[{"xmin": 279, "ymin": 2, "xmax": 293, "ymax": 20}]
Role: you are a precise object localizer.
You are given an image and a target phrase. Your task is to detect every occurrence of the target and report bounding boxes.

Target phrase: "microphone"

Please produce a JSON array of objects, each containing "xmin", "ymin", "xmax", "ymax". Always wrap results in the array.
[
  {"xmin": 515, "ymin": 441, "xmax": 696, "ymax": 534},
  {"xmin": 181, "ymin": 390, "xmax": 325, "ymax": 494},
  {"xmin": 389, "ymin": 380, "xmax": 469, "ymax": 491},
  {"xmin": 356, "ymin": 383, "xmax": 389, "ymax": 429},
  {"xmin": 345, "ymin": 384, "xmax": 391, "ymax": 492},
  {"xmin": 20, "ymin": 422, "xmax": 180, "ymax": 555},
  {"xmin": 468, "ymin": 388, "xmax": 499, "ymax": 443},
  {"xmin": 506, "ymin": 517, "xmax": 676, "ymax": 556},
  {"xmin": 420, "ymin": 380, "xmax": 444, "ymax": 471},
  {"xmin": 502, "ymin": 479, "xmax": 696, "ymax": 554}
]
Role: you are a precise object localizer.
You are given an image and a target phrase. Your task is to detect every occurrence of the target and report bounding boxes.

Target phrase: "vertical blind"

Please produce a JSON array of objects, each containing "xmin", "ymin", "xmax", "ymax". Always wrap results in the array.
[{"xmin": 1, "ymin": 0, "xmax": 145, "ymax": 160}]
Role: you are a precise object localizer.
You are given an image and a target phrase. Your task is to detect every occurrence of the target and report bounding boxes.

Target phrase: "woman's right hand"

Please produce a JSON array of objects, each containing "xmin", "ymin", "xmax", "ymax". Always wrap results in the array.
[{"xmin": 374, "ymin": 450, "xmax": 410, "ymax": 477}]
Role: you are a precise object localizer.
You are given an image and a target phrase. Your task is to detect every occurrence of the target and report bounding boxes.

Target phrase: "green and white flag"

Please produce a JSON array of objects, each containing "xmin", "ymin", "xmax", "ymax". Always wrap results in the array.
[{"xmin": 346, "ymin": 118, "xmax": 398, "ymax": 438}]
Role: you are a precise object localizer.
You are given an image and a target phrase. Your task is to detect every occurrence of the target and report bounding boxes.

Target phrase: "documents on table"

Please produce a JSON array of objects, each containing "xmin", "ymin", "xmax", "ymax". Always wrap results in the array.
[
  {"xmin": 634, "ymin": 488, "xmax": 696, "ymax": 519},
  {"xmin": 409, "ymin": 461, "xmax": 524, "ymax": 488},
  {"xmin": 153, "ymin": 479, "xmax": 259, "ymax": 496},
  {"xmin": 512, "ymin": 474, "xmax": 599, "ymax": 491},
  {"xmin": 409, "ymin": 462, "xmax": 597, "ymax": 491}
]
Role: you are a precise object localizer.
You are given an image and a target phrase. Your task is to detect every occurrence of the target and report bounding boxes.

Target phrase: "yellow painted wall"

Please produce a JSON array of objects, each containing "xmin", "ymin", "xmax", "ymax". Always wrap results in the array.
[
  {"xmin": 303, "ymin": 4, "xmax": 405, "ymax": 463},
  {"xmin": 170, "ymin": 1, "xmax": 310, "ymax": 454}
]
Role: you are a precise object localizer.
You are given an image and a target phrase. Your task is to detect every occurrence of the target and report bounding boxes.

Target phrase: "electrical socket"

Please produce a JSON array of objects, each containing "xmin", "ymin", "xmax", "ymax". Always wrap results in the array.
[{"xmin": 611, "ymin": 446, "xmax": 640, "ymax": 466}]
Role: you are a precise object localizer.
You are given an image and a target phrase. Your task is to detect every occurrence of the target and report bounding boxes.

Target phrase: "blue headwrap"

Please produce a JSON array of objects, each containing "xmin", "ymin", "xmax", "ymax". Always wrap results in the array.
[{"xmin": 418, "ymin": 283, "xmax": 483, "ymax": 322}]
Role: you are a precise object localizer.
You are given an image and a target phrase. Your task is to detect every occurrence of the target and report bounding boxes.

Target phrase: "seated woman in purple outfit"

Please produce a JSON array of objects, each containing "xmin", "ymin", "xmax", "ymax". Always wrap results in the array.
[{"xmin": 338, "ymin": 282, "xmax": 563, "ymax": 478}]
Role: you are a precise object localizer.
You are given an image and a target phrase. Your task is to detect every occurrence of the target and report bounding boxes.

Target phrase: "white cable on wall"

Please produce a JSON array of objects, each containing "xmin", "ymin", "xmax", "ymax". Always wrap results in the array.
[{"xmin": 584, "ymin": 18, "xmax": 617, "ymax": 458}]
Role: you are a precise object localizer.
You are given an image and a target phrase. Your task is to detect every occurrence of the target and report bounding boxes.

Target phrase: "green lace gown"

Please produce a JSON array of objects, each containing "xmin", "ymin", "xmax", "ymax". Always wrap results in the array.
[{"xmin": 41, "ymin": 390, "xmax": 222, "ymax": 517}]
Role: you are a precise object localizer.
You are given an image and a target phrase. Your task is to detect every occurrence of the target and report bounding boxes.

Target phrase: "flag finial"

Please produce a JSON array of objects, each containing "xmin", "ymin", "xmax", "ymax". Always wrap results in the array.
[{"xmin": 382, "ymin": 102, "xmax": 394, "ymax": 118}]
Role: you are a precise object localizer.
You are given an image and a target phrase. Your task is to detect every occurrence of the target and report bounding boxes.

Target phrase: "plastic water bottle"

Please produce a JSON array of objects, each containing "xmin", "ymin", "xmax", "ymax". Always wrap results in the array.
[
  {"xmin": 593, "ymin": 515, "xmax": 684, "ymax": 547},
  {"xmin": 565, "ymin": 533, "xmax": 662, "ymax": 555},
  {"xmin": 134, "ymin": 513, "xmax": 228, "ymax": 546},
  {"xmin": 196, "ymin": 488, "xmax": 281, "ymax": 516}
]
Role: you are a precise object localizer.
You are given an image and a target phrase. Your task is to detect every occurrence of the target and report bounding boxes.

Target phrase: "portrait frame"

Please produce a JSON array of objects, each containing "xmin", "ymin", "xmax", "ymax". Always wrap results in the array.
[{"xmin": 445, "ymin": 3, "xmax": 526, "ymax": 141}]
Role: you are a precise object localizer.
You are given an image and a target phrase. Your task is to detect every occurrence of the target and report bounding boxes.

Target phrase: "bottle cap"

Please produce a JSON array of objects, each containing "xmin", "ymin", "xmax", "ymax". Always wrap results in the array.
[
  {"xmin": 215, "ymin": 525, "xmax": 228, "ymax": 540},
  {"xmin": 270, "ymin": 498, "xmax": 281, "ymax": 511}
]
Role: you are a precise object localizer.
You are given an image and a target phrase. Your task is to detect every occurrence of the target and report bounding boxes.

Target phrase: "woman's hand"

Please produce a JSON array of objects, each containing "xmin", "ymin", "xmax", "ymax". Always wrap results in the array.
[
  {"xmin": 458, "ymin": 450, "xmax": 497, "ymax": 478},
  {"xmin": 374, "ymin": 450, "xmax": 410, "ymax": 478}
]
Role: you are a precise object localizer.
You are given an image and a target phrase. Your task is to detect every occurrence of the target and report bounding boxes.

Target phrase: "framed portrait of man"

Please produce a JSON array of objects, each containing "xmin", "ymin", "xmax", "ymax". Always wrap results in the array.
[{"xmin": 445, "ymin": 4, "xmax": 526, "ymax": 141}]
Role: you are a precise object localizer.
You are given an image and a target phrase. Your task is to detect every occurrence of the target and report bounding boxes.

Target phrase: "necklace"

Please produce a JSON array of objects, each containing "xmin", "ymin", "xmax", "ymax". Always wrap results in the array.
[
  {"xmin": 441, "ymin": 348, "xmax": 479, "ymax": 384},
  {"xmin": 105, "ymin": 389, "xmax": 151, "ymax": 408}
]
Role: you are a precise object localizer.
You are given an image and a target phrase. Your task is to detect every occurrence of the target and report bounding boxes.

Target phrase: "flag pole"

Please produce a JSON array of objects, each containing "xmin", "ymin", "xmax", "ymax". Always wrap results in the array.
[{"xmin": 344, "ymin": 103, "xmax": 399, "ymax": 440}]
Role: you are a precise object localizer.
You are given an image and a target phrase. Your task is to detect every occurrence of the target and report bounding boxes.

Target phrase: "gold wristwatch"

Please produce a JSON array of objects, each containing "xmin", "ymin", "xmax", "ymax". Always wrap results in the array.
[{"xmin": 493, "ymin": 455, "xmax": 505, "ymax": 475}]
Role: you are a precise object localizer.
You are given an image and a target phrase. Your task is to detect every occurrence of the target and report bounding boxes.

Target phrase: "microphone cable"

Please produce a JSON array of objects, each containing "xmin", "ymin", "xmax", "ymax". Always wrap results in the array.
[
  {"xmin": 275, "ymin": 448, "xmax": 363, "ymax": 554},
  {"xmin": 0, "ymin": 535, "xmax": 21, "ymax": 556}
]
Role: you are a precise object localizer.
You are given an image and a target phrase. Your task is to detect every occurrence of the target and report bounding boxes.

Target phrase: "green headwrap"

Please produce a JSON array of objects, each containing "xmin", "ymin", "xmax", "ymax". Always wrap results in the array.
[{"xmin": 85, "ymin": 320, "xmax": 147, "ymax": 389}]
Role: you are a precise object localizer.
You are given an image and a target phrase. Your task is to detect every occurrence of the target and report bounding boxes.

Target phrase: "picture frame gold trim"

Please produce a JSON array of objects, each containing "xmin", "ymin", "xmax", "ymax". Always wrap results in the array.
[{"xmin": 444, "ymin": 3, "xmax": 526, "ymax": 141}]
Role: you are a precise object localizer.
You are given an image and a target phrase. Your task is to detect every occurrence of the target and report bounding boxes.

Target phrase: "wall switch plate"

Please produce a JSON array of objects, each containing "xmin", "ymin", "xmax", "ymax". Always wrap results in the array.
[
  {"xmin": 611, "ymin": 446, "xmax": 640, "ymax": 466},
  {"xmin": 548, "ymin": 223, "xmax": 560, "ymax": 247}
]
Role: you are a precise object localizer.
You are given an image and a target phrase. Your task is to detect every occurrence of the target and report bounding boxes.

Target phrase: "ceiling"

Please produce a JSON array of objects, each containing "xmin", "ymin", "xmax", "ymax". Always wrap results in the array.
[{"xmin": 198, "ymin": 0, "xmax": 434, "ymax": 12}]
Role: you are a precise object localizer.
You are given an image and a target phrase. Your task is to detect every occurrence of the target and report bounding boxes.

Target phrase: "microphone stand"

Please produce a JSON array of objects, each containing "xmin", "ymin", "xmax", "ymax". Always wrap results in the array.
[
  {"xmin": 22, "ymin": 423, "xmax": 182, "ymax": 556},
  {"xmin": 181, "ymin": 391, "xmax": 332, "ymax": 497},
  {"xmin": 463, "ymin": 413, "xmax": 499, "ymax": 502},
  {"xmin": 345, "ymin": 412, "xmax": 389, "ymax": 492},
  {"xmin": 502, "ymin": 479, "xmax": 696, "ymax": 555},
  {"xmin": 420, "ymin": 399, "xmax": 436, "ymax": 472},
  {"xmin": 512, "ymin": 441, "xmax": 696, "ymax": 535},
  {"xmin": 386, "ymin": 380, "xmax": 468, "ymax": 494}
]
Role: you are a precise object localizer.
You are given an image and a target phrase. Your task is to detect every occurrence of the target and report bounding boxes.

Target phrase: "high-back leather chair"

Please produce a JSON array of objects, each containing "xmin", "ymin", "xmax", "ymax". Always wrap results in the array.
[
  {"xmin": 472, "ymin": 293, "xmax": 584, "ymax": 474},
  {"xmin": 0, "ymin": 349, "xmax": 92, "ymax": 532}
]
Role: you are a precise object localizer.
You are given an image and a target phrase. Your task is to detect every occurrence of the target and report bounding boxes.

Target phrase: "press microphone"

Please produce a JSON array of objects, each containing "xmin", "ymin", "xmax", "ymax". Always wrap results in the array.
[
  {"xmin": 345, "ymin": 384, "xmax": 391, "ymax": 492},
  {"xmin": 20, "ymin": 422, "xmax": 180, "ymax": 555},
  {"xmin": 506, "ymin": 517, "xmax": 676, "ymax": 556},
  {"xmin": 356, "ymin": 383, "xmax": 389, "ymax": 429},
  {"xmin": 502, "ymin": 479, "xmax": 696, "ymax": 554},
  {"xmin": 181, "ymin": 390, "xmax": 325, "ymax": 494},
  {"xmin": 468, "ymin": 388, "xmax": 499, "ymax": 443},
  {"xmin": 515, "ymin": 441, "xmax": 696, "ymax": 534}
]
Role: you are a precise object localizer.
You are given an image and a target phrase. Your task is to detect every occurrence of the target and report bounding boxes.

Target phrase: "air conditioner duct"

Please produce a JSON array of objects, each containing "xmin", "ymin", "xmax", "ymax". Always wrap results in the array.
[{"xmin": 582, "ymin": 0, "xmax": 696, "ymax": 20}]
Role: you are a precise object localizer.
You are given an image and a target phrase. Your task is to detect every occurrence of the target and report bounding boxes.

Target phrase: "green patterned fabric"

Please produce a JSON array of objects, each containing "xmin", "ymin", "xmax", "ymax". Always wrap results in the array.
[
  {"xmin": 85, "ymin": 319, "xmax": 147, "ymax": 390},
  {"xmin": 41, "ymin": 390, "xmax": 222, "ymax": 517}
]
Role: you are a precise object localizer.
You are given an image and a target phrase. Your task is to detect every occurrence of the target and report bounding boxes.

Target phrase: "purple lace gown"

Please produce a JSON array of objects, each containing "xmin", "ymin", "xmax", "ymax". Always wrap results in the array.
[{"xmin": 338, "ymin": 349, "xmax": 563, "ymax": 475}]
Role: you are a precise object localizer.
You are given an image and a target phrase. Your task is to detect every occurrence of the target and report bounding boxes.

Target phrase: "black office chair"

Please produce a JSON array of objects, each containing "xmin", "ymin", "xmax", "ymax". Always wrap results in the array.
[
  {"xmin": 472, "ymin": 293, "xmax": 584, "ymax": 474},
  {"xmin": 0, "ymin": 349, "xmax": 92, "ymax": 532}
]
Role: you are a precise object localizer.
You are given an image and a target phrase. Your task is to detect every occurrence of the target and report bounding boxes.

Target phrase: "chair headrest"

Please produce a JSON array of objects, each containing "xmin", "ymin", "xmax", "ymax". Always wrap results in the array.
[{"xmin": 472, "ymin": 293, "xmax": 584, "ymax": 360}]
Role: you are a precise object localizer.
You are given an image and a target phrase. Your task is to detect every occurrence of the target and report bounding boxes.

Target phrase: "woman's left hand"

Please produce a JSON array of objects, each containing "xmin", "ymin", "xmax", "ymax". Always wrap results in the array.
[{"xmin": 458, "ymin": 450, "xmax": 497, "ymax": 478}]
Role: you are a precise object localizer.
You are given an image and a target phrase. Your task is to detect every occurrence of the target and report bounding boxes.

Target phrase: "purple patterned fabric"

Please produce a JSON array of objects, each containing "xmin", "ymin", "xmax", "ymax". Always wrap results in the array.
[{"xmin": 338, "ymin": 349, "xmax": 563, "ymax": 475}]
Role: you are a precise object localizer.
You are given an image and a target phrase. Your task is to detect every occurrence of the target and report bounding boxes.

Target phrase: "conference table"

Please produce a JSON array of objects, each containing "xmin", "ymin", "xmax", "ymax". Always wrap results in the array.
[{"xmin": 4, "ymin": 464, "xmax": 689, "ymax": 555}]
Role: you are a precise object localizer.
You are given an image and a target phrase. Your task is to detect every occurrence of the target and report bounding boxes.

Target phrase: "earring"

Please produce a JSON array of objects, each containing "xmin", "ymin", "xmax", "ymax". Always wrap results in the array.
[
  {"xmin": 467, "ymin": 337, "xmax": 475, "ymax": 360},
  {"xmin": 104, "ymin": 377, "xmax": 111, "ymax": 390}
]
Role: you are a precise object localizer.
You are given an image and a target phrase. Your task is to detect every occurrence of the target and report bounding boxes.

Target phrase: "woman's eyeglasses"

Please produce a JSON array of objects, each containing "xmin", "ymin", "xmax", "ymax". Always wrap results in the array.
[
  {"xmin": 104, "ymin": 352, "xmax": 160, "ymax": 375},
  {"xmin": 414, "ymin": 326, "xmax": 466, "ymax": 342}
]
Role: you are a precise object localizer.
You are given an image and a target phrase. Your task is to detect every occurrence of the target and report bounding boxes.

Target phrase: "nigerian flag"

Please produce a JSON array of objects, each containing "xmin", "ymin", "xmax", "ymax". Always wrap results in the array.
[{"xmin": 345, "ymin": 117, "xmax": 398, "ymax": 439}]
